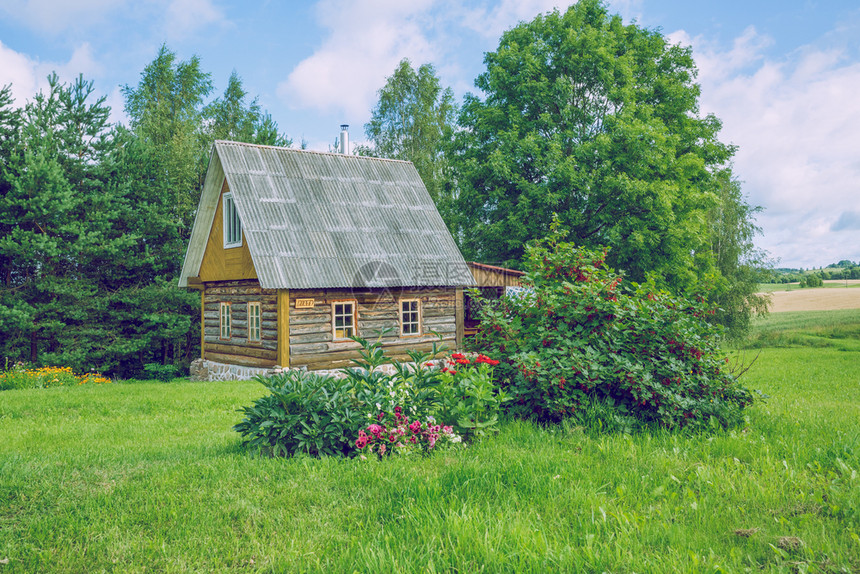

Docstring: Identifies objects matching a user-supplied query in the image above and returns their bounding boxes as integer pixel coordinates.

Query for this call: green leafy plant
[233,370,381,457]
[437,353,509,438]
[143,363,180,382]
[472,226,754,430]
[234,333,508,457]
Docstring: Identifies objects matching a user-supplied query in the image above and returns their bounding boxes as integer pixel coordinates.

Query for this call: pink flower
[377,412,385,421]
[409,420,422,433]
[379,444,387,455]
[442,426,453,434]
[367,424,383,437]
[355,436,368,449]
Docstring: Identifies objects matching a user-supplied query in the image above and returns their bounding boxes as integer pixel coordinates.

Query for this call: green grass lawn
[2,348,859,571]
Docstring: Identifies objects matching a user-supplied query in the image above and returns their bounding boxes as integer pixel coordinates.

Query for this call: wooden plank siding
[198,180,258,282]
[202,279,278,368]
[288,287,457,371]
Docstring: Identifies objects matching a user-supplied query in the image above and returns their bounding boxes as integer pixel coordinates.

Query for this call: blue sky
[1,0,859,269]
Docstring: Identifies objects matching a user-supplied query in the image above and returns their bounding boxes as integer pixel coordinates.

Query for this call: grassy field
[758,280,860,293]
[1,318,859,572]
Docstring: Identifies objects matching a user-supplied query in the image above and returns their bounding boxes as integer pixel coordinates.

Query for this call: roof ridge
[213,140,413,165]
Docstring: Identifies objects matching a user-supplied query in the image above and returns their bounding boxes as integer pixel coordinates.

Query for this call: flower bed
[234,335,507,458]
[0,363,112,391]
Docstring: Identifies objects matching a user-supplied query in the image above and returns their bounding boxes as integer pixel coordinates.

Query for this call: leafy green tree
[451,0,737,288]
[203,71,291,147]
[122,44,213,238]
[704,170,769,337]
[360,59,456,208]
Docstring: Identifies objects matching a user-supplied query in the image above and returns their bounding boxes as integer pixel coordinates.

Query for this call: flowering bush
[435,353,509,438]
[472,230,754,430]
[235,334,507,458]
[0,362,112,391]
[355,406,462,458]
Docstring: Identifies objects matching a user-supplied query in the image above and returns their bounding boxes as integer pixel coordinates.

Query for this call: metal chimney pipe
[340,124,349,154]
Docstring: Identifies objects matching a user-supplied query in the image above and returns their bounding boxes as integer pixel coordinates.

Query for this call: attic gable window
[223,192,242,248]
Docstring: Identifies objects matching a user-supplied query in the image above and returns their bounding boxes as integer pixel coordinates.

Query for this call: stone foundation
[188,358,445,382]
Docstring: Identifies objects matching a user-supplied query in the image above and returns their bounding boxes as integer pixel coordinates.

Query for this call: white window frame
[248,301,261,343]
[400,299,421,336]
[223,192,242,248]
[220,302,231,339]
[332,301,357,340]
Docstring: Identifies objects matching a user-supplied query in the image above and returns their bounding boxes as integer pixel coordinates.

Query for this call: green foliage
[203,71,291,148]
[233,370,374,457]
[449,0,766,336]
[142,362,180,382]
[359,59,456,214]
[802,274,824,288]
[472,227,754,429]
[234,335,506,457]
[437,355,509,438]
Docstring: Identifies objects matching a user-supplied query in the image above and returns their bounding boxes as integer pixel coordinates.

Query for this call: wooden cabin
[179,141,473,371]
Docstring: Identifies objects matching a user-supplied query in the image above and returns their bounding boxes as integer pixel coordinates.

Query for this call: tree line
[1,0,768,376]
[0,46,290,377]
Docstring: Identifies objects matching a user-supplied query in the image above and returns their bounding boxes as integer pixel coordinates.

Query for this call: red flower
[424,362,434,367]
[451,352,465,360]
[456,358,471,365]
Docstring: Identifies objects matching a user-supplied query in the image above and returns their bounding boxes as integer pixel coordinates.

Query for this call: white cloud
[277,0,438,123]
[164,0,226,40]
[457,0,577,39]
[278,0,585,128]
[0,41,42,107]
[0,41,104,107]
[670,26,860,267]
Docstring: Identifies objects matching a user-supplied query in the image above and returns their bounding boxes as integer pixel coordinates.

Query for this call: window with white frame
[332,301,356,340]
[220,302,231,339]
[248,302,261,342]
[400,299,421,335]
[223,192,242,248]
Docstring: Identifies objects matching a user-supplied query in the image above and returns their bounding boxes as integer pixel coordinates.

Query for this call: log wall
[202,279,278,368]
[289,287,458,371]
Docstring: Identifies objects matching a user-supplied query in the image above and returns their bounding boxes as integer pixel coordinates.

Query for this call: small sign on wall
[294,298,315,309]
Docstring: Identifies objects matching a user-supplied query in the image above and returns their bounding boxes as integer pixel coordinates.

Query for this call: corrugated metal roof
[181,141,473,290]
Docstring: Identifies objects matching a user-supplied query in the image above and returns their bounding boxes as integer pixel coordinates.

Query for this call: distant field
[760,283,860,312]
[744,308,860,350]
[758,279,860,293]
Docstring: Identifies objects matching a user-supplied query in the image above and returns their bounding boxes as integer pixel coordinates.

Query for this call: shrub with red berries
[472,229,754,429]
